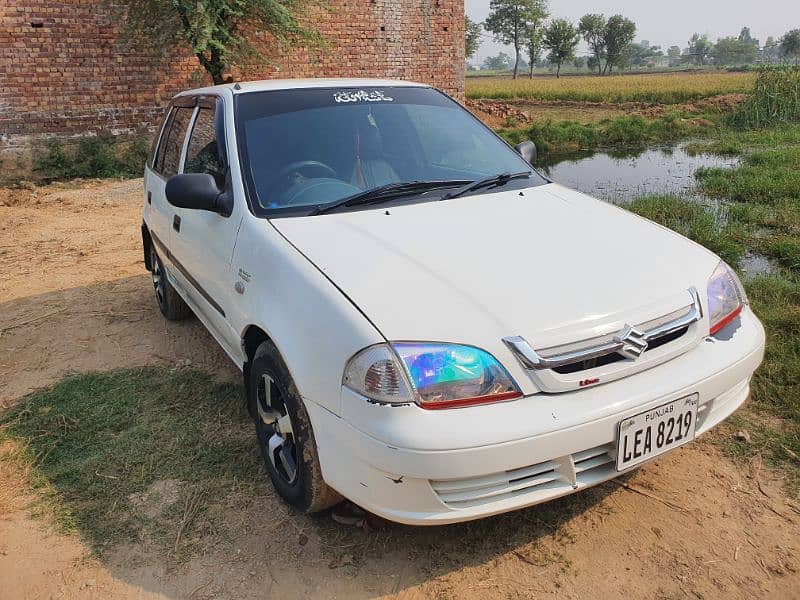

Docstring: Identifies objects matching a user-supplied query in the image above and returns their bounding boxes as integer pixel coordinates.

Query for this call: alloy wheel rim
[257,373,298,485]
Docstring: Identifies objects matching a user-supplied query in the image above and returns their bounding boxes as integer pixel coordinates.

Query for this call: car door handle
[173,215,181,232]
[147,191,152,204]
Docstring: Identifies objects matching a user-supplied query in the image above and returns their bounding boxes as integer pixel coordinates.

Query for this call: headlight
[707,261,747,335]
[343,342,522,409]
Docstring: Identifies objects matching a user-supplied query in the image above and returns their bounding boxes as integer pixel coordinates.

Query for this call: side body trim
[150,231,226,318]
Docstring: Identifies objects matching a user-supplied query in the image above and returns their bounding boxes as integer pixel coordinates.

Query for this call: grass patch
[763,237,800,272]
[696,147,800,204]
[683,139,744,156]
[0,368,261,554]
[34,133,150,182]
[500,113,713,155]
[467,71,755,104]
[735,273,800,493]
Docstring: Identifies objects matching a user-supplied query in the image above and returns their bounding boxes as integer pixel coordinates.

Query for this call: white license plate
[616,394,698,471]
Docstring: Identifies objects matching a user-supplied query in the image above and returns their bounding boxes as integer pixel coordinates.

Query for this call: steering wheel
[264,161,339,205]
[277,160,337,184]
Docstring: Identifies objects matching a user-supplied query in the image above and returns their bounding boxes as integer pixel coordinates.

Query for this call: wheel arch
[241,324,274,418]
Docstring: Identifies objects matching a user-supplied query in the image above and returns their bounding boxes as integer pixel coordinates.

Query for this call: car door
[167,96,243,355]
[145,100,195,258]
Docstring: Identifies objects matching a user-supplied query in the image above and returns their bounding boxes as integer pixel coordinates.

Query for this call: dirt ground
[1,179,799,599]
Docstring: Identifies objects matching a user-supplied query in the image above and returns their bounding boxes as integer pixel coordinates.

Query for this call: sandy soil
[1,179,799,599]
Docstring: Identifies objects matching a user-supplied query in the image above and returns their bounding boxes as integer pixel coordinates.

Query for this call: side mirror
[165,173,232,216]
[515,140,537,165]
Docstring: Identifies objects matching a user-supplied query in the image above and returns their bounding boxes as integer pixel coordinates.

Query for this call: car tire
[150,246,192,321]
[248,340,341,513]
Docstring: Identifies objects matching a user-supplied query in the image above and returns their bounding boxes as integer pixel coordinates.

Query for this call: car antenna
[233,82,241,90]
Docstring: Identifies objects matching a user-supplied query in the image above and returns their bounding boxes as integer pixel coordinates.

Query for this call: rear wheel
[248,340,341,512]
[150,246,192,321]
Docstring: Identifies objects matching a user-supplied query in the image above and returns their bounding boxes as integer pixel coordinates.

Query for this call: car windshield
[234,86,547,217]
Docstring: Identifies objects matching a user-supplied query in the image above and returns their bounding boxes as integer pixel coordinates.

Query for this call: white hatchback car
[142,79,765,524]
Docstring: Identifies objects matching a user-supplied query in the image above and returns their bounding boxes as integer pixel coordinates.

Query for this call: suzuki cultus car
[141,79,765,524]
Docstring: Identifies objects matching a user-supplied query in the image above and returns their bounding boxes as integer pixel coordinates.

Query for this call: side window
[158,107,194,178]
[184,105,224,186]
[153,109,175,173]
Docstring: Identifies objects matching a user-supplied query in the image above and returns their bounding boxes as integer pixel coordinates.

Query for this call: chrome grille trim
[503,287,702,371]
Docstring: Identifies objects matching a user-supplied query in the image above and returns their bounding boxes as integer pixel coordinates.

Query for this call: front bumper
[307,308,765,525]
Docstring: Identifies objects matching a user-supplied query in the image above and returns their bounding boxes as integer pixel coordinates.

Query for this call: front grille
[553,325,690,374]
[503,288,703,393]
[431,443,615,509]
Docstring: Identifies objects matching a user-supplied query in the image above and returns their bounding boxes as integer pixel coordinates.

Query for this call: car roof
[176,78,430,98]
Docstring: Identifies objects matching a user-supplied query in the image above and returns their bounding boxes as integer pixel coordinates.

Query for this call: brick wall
[0,0,465,181]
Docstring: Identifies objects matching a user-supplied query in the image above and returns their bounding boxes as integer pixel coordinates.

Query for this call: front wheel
[247,340,341,512]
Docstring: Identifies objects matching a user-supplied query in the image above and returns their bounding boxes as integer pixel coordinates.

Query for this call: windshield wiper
[311,180,470,215]
[440,171,532,201]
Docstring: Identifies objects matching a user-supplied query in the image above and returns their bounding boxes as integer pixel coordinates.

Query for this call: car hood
[272,183,718,367]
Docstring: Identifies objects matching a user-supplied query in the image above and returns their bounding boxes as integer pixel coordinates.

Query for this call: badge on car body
[614,324,648,360]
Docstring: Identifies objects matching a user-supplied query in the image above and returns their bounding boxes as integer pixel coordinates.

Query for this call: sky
[466,0,800,63]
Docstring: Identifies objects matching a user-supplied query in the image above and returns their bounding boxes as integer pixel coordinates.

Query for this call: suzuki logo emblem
[615,324,648,360]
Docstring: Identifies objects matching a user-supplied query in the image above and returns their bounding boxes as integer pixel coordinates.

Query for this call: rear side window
[153,109,175,172]
[155,106,194,177]
[185,105,224,186]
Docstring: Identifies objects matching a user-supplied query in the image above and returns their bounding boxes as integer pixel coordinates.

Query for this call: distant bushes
[34,133,150,181]
[729,67,800,128]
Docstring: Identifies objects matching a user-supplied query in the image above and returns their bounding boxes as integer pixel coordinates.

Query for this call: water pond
[535,144,738,203]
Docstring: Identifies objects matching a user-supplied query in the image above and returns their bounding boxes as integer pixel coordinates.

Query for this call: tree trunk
[197,51,227,85]
[529,61,534,78]
[556,62,561,78]
[513,49,519,79]
[597,54,603,75]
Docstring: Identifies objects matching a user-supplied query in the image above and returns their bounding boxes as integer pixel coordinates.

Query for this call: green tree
[482,52,513,71]
[119,0,321,85]
[524,0,549,78]
[629,42,663,68]
[738,27,759,50]
[687,33,713,66]
[578,14,607,75]
[485,0,545,79]
[781,29,800,64]
[763,36,781,62]
[543,18,580,78]
[667,45,682,67]
[602,15,636,74]
[713,36,757,65]
[465,16,482,60]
